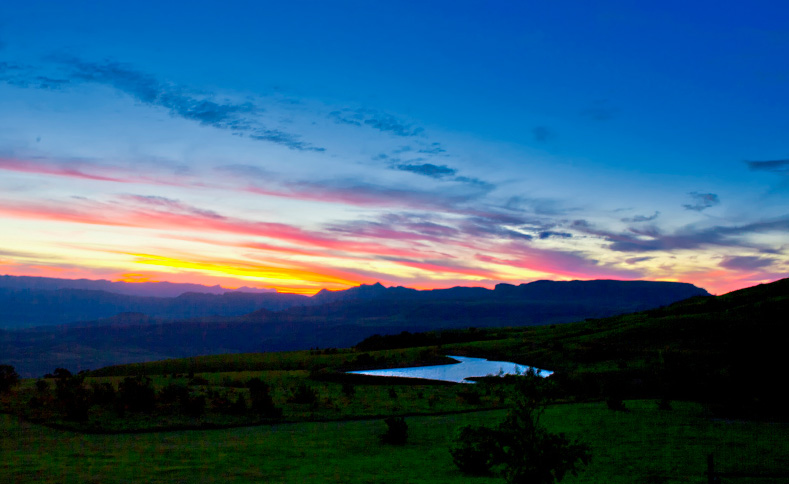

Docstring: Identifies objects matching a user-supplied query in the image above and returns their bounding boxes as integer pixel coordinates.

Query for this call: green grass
[3,400,787,483]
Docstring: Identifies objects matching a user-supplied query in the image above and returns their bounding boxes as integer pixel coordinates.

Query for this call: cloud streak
[719,255,776,271]
[329,108,424,137]
[4,57,324,151]
[576,217,789,253]
[745,159,789,173]
[682,192,720,211]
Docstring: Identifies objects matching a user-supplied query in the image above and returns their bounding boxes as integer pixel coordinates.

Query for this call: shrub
[380,416,408,445]
[450,425,499,475]
[450,369,591,484]
[341,381,355,398]
[288,382,318,405]
[90,381,116,406]
[118,376,156,413]
[231,393,248,414]
[53,370,90,421]
[248,378,281,417]
[159,383,190,405]
[183,395,206,418]
[35,379,49,393]
[0,365,20,393]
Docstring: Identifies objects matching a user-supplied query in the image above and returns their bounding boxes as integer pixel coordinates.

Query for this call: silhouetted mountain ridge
[0,276,709,329]
[0,274,275,297]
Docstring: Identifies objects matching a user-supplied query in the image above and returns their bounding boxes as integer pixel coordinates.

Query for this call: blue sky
[1,1,787,294]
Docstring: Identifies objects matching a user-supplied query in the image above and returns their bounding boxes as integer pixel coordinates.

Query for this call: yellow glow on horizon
[118,273,160,283]
[127,252,362,289]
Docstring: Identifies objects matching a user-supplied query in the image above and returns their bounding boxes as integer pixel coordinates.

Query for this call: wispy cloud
[392,162,457,179]
[0,156,193,186]
[682,192,720,211]
[477,244,643,280]
[329,108,424,137]
[586,216,789,253]
[719,255,776,271]
[0,61,70,90]
[216,163,492,211]
[538,231,572,239]
[745,158,789,173]
[4,57,324,151]
[621,211,660,223]
[0,196,437,261]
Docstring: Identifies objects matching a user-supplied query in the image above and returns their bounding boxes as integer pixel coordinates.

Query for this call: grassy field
[2,400,787,483]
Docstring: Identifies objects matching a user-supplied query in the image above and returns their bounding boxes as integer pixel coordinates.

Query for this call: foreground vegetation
[2,400,786,483]
[1,278,787,482]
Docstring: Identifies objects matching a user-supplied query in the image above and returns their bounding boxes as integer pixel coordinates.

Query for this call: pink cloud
[0,157,195,188]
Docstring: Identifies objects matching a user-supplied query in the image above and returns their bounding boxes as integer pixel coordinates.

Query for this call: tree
[52,368,90,421]
[247,378,281,417]
[0,365,19,393]
[380,416,408,445]
[450,425,500,475]
[450,369,591,484]
[118,376,156,413]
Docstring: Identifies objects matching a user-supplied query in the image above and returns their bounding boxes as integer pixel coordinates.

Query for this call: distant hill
[79,277,788,418]
[0,274,275,297]
[0,276,707,329]
[0,278,710,376]
[0,287,311,329]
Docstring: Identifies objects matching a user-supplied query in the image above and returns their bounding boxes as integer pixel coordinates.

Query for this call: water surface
[348,355,552,383]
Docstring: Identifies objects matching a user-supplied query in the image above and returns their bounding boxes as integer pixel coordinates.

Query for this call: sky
[1,1,788,295]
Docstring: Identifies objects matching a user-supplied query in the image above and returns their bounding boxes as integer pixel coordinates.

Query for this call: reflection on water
[347,355,552,383]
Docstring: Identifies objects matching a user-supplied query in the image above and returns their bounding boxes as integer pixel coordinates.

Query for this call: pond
[347,355,552,383]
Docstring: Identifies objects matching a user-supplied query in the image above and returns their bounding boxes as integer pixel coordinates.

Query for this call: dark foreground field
[2,400,787,483]
[1,278,787,482]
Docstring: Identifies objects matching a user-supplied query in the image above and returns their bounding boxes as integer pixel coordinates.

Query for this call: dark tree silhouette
[247,378,281,417]
[0,365,19,393]
[380,416,408,445]
[52,368,90,421]
[118,376,156,413]
[450,370,591,484]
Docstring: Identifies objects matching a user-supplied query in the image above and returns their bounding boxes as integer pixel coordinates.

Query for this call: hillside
[0,278,783,438]
[0,279,708,376]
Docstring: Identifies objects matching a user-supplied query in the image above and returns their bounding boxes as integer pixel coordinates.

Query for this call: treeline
[24,368,282,423]
[355,328,499,351]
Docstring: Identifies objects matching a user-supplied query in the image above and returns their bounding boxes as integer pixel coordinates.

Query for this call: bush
[90,381,116,406]
[288,382,318,405]
[248,378,281,417]
[380,416,408,445]
[0,365,19,393]
[53,369,90,421]
[450,425,499,475]
[118,376,156,413]
[159,383,190,405]
[183,394,206,418]
[450,369,591,484]
[35,379,49,393]
[341,381,356,399]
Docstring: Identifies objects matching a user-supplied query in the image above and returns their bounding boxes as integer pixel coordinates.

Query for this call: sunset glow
[1,2,787,296]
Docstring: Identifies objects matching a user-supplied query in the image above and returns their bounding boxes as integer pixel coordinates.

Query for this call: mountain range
[0,275,710,376]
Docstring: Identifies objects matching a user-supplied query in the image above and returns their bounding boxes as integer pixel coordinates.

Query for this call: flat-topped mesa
[493,279,709,302]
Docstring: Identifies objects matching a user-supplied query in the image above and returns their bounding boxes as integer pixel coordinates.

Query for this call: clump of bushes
[449,370,591,484]
[380,416,408,445]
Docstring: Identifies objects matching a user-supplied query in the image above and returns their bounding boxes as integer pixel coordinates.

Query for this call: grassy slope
[1,279,787,482]
[2,400,787,484]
